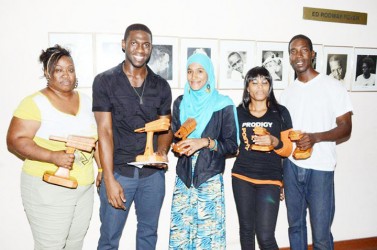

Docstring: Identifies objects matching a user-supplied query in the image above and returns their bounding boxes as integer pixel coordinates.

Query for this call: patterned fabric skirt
[169,155,226,250]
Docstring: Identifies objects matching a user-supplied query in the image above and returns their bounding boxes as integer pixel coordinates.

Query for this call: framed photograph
[256,41,289,89]
[180,38,219,88]
[148,36,179,88]
[218,40,256,89]
[323,46,353,90]
[49,33,94,88]
[312,44,324,73]
[95,33,124,75]
[352,48,377,91]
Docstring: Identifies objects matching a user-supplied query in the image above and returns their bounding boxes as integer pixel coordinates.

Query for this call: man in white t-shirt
[280,34,353,250]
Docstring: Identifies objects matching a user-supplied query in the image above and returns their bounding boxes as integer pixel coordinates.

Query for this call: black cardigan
[172,96,238,188]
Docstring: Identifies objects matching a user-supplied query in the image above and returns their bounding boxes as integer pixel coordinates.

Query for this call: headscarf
[179,53,239,142]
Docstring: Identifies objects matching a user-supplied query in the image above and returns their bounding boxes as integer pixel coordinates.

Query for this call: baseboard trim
[279,236,377,250]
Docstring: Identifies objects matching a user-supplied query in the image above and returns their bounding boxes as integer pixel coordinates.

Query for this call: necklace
[131,80,146,105]
[123,62,147,105]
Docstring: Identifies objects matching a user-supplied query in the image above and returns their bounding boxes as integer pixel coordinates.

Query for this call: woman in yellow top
[7,45,101,250]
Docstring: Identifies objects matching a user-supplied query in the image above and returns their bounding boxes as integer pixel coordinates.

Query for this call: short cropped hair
[124,23,152,42]
[288,34,313,53]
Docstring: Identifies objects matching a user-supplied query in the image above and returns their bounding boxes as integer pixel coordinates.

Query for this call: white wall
[1,0,376,249]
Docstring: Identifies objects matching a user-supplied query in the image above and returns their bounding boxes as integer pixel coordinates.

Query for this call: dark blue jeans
[283,159,335,250]
[97,169,165,250]
[232,176,280,250]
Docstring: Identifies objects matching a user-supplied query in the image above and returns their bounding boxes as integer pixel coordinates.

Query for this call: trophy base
[293,147,313,160]
[135,154,165,163]
[251,144,274,152]
[43,171,78,189]
[288,130,303,141]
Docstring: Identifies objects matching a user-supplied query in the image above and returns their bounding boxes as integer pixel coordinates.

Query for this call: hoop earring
[75,78,78,88]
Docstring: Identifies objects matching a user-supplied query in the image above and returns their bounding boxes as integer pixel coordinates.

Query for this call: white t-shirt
[280,74,353,171]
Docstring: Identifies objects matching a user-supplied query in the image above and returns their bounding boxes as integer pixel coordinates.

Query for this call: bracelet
[210,139,218,151]
[98,168,103,173]
[206,137,211,148]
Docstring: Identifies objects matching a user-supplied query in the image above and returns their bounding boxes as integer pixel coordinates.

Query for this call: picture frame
[95,33,124,76]
[218,40,256,89]
[323,46,353,90]
[148,36,179,88]
[180,38,219,88]
[256,41,289,89]
[312,44,324,73]
[352,48,377,91]
[49,33,94,88]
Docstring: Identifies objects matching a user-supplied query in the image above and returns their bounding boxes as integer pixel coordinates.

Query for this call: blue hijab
[180,53,239,142]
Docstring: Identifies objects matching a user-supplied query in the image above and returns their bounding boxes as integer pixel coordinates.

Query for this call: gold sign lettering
[303,7,367,25]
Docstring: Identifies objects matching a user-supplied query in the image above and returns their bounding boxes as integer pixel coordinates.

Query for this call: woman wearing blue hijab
[169,53,239,249]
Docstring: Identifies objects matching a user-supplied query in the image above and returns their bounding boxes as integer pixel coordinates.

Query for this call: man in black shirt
[93,23,173,250]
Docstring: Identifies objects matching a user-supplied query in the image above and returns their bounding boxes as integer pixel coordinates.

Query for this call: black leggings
[232,177,280,250]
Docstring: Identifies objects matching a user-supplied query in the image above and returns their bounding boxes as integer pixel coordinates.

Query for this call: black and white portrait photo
[151,36,179,88]
[354,55,376,87]
[226,51,247,80]
[326,54,348,82]
[312,51,318,70]
[352,48,377,91]
[187,47,211,58]
[323,46,352,90]
[262,50,283,81]
[148,45,173,80]
[218,40,255,89]
[256,42,289,89]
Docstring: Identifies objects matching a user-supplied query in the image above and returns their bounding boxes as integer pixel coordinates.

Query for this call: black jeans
[232,176,280,250]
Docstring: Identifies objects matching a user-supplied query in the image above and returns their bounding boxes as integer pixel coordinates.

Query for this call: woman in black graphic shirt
[232,66,293,250]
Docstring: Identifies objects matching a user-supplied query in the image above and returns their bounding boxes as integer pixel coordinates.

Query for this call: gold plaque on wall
[303,7,367,25]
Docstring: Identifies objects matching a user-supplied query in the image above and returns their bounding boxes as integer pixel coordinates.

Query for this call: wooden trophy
[288,130,313,160]
[43,135,97,189]
[251,126,274,151]
[172,118,197,153]
[134,118,170,162]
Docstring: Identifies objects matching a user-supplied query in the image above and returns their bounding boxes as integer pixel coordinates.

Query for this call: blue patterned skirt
[169,154,226,250]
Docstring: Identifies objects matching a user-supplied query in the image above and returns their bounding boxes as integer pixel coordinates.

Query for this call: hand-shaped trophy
[43,135,97,188]
[172,118,197,153]
[251,126,274,151]
[134,118,170,163]
[288,130,313,160]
